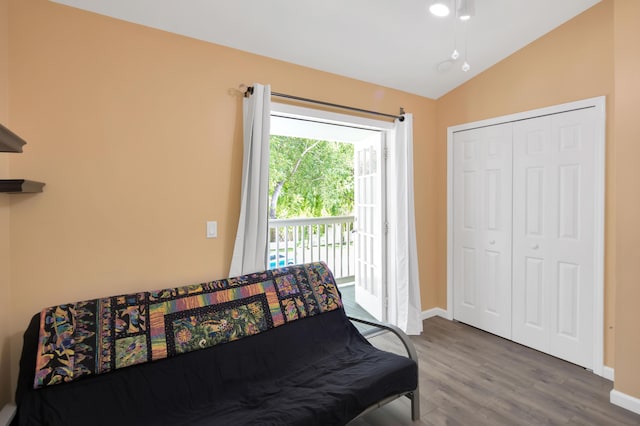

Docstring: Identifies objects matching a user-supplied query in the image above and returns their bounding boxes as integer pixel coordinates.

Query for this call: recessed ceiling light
[429,1,450,17]
[436,59,455,73]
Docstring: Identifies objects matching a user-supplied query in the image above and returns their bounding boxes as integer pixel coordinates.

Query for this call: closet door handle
[489,240,496,245]
[531,243,539,250]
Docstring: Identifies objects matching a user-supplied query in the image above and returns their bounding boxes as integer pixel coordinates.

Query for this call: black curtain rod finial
[238,84,254,98]
[398,107,406,122]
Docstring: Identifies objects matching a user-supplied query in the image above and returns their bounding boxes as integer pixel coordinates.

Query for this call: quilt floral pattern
[34,262,341,389]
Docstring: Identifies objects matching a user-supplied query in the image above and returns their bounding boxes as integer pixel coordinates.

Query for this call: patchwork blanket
[34,262,342,389]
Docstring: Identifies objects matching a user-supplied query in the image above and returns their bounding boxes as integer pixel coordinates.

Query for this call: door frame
[271,102,395,321]
[446,96,606,377]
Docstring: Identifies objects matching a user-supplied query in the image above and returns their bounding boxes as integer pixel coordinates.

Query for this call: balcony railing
[268,215,355,282]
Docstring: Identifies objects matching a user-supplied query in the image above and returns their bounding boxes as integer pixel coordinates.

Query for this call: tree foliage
[269,135,354,219]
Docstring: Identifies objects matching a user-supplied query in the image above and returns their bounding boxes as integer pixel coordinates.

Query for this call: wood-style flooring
[348,316,640,426]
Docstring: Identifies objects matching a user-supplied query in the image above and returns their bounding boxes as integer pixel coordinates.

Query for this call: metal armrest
[347,316,421,421]
[347,316,419,363]
[0,403,17,426]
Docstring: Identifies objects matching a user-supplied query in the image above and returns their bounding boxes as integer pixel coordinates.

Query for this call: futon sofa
[12,262,419,425]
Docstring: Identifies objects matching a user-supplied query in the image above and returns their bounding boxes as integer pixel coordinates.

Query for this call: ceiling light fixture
[429,1,450,17]
[450,2,460,61]
[457,0,475,21]
[462,16,470,72]
[431,0,474,73]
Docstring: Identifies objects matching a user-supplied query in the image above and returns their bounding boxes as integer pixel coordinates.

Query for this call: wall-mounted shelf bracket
[0,179,45,193]
[0,123,27,152]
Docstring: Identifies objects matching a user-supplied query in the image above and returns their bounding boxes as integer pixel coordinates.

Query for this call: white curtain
[229,83,271,277]
[387,113,423,335]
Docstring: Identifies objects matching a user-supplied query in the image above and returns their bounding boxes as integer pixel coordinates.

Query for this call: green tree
[269,136,354,219]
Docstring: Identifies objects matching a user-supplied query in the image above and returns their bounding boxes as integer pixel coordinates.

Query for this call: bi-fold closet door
[452,107,598,370]
[452,123,513,340]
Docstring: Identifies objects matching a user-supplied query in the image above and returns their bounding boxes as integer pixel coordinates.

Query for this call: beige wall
[5,0,640,408]
[613,0,640,399]
[436,0,616,366]
[0,0,12,408]
[4,0,437,397]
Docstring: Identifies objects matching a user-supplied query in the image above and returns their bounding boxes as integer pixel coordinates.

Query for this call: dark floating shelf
[0,123,46,193]
[0,122,27,153]
[0,179,45,193]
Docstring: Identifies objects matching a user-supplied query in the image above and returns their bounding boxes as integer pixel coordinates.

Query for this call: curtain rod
[241,85,405,122]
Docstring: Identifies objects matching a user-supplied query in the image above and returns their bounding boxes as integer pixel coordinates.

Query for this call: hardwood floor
[349,316,640,426]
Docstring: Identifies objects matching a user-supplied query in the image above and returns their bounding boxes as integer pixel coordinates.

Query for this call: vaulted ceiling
[51,0,602,99]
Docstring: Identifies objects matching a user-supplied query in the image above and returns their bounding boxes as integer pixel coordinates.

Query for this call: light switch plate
[206,221,217,238]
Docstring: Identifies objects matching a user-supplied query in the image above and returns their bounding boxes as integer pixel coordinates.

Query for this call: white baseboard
[420,307,449,320]
[602,366,614,381]
[0,403,16,426]
[611,389,640,415]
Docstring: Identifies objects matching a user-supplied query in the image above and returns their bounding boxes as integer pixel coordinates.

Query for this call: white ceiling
[50,0,601,99]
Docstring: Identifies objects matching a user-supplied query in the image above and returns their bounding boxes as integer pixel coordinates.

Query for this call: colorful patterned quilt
[34,262,342,389]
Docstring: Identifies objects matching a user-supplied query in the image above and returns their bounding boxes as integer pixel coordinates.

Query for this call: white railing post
[268,216,355,281]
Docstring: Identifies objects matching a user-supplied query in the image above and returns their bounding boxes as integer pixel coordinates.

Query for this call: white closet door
[453,123,513,339]
[512,108,596,369]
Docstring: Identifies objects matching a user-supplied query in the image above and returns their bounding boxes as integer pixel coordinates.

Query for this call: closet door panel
[454,134,482,323]
[513,117,553,352]
[512,108,596,369]
[453,124,512,339]
[548,109,596,368]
